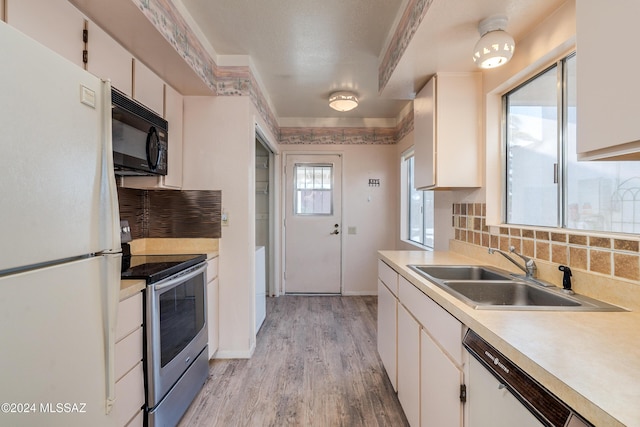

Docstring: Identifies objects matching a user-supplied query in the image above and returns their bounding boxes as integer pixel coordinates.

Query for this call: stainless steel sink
[411,265,512,281]
[408,264,625,311]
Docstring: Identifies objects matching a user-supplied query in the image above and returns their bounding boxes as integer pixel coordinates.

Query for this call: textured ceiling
[179,0,565,123]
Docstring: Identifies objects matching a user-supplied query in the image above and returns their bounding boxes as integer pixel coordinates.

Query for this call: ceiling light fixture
[329,91,359,112]
[473,16,515,69]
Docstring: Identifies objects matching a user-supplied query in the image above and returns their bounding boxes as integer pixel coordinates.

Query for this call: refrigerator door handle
[101,253,122,414]
[100,79,122,254]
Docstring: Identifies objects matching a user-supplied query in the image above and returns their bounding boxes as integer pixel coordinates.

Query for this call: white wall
[280,143,398,295]
[182,95,256,358]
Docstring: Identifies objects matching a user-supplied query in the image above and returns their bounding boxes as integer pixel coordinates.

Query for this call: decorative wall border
[279,105,414,145]
[135,0,217,92]
[133,0,278,135]
[134,0,414,145]
[378,0,434,93]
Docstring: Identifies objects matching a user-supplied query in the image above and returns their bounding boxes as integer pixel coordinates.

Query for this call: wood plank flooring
[178,296,409,427]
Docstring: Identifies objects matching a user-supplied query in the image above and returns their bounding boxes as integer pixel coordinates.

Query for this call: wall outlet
[222,210,229,226]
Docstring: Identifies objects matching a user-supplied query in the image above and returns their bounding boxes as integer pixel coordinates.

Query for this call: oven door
[145,262,207,408]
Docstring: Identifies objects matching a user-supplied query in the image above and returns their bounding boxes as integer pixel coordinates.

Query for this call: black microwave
[111,88,168,176]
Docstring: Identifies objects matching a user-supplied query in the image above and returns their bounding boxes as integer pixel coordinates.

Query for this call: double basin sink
[408,265,624,311]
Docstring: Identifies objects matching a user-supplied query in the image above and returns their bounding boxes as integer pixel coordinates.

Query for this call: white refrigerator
[0,22,122,427]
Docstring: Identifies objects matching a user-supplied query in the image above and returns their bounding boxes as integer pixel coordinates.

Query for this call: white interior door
[284,154,342,293]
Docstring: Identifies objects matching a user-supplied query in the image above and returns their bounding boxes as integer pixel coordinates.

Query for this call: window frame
[293,163,334,216]
[502,53,572,230]
[401,149,434,250]
[502,51,640,235]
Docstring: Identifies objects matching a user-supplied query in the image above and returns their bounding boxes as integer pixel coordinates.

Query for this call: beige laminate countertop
[120,279,145,301]
[379,250,640,427]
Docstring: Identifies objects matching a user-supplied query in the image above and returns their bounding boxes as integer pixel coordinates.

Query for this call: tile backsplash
[118,187,222,240]
[453,203,640,282]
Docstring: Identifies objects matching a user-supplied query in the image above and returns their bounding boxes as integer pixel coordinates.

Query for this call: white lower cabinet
[207,256,219,359]
[397,304,421,427]
[377,279,397,391]
[378,258,465,427]
[421,329,464,427]
[115,291,144,426]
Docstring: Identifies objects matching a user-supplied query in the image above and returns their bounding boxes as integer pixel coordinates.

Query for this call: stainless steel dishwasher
[463,330,593,427]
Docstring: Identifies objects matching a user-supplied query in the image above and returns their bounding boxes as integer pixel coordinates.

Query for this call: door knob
[331,230,339,235]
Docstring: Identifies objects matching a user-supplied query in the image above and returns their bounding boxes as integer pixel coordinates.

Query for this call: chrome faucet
[488,246,537,278]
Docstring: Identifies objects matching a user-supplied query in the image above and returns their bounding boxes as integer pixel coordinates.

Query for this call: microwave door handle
[146,126,159,170]
[152,264,207,292]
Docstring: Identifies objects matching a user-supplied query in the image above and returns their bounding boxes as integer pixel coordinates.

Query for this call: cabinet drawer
[116,292,143,342]
[115,327,143,382]
[398,276,463,365]
[378,260,398,296]
[115,361,144,427]
[207,257,219,282]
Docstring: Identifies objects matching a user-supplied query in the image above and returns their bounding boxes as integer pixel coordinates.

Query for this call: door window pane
[294,164,333,215]
[506,66,559,227]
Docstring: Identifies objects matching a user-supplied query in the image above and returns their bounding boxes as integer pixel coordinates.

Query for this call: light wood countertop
[379,250,640,427]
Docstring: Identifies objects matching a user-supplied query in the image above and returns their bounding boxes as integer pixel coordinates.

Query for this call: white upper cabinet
[86,21,132,96]
[413,73,481,189]
[6,0,85,67]
[133,58,164,116]
[576,1,640,160]
[162,84,184,189]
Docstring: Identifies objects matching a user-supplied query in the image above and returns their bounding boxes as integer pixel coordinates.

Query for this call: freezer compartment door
[0,255,121,427]
[0,21,119,272]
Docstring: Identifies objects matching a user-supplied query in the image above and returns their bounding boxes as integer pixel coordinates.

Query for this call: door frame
[281,151,344,295]
[254,125,281,300]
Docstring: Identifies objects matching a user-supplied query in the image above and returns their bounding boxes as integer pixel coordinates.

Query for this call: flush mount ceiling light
[329,91,359,112]
[473,16,515,69]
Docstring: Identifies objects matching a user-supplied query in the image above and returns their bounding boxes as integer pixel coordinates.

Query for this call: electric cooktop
[121,254,206,284]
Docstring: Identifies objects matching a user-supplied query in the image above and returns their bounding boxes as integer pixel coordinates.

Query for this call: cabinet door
[398,276,463,366]
[6,0,85,67]
[420,329,463,427]
[413,73,480,189]
[378,259,399,297]
[467,357,544,427]
[162,84,184,189]
[207,276,219,359]
[576,2,640,158]
[398,304,421,427]
[377,279,397,391]
[86,21,132,96]
[133,58,164,115]
[413,77,435,189]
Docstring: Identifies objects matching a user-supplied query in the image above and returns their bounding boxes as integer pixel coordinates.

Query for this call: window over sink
[504,52,640,233]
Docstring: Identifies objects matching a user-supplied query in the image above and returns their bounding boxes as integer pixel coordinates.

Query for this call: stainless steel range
[122,253,209,427]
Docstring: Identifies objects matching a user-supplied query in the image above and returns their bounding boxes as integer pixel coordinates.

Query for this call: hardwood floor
[179,296,409,427]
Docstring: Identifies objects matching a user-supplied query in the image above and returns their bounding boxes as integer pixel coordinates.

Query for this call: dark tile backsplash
[117,187,221,239]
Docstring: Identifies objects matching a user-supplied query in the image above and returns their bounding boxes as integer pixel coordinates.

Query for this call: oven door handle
[152,263,207,292]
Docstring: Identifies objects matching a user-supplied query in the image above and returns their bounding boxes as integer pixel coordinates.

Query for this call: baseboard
[213,341,256,359]
[342,290,378,296]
